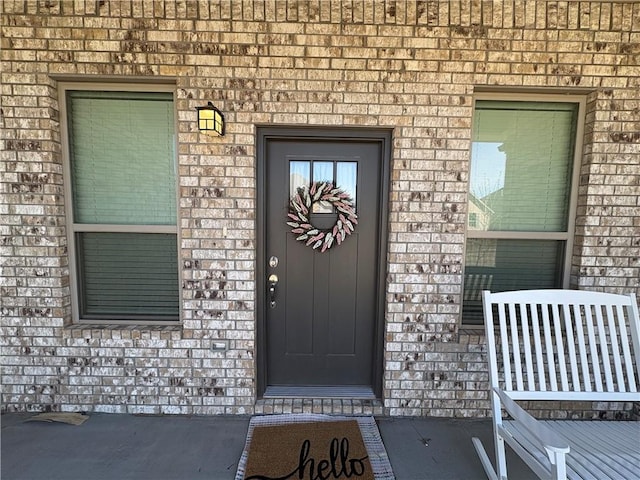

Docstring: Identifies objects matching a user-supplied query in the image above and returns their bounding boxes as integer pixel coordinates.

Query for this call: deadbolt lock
[268,274,278,308]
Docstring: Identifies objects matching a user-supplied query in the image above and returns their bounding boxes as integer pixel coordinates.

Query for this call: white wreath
[287,182,358,253]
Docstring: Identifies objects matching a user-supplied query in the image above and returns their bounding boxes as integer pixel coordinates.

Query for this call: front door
[258,129,389,397]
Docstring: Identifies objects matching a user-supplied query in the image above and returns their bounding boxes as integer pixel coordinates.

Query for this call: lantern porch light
[196,102,225,137]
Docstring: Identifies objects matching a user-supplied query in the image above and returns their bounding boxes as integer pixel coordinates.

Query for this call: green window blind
[68,91,176,225]
[77,233,179,319]
[67,90,178,321]
[463,239,564,323]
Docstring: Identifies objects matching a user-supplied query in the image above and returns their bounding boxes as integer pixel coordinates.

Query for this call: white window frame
[60,82,181,325]
[461,92,586,326]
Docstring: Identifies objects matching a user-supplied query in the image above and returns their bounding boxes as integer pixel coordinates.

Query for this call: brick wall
[1,0,639,417]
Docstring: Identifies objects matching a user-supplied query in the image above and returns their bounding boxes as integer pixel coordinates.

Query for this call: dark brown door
[260,131,388,396]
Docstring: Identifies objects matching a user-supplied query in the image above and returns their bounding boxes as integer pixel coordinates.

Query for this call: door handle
[268,274,278,308]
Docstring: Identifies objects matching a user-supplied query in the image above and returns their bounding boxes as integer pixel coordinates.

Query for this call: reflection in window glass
[290,160,359,214]
[336,162,357,209]
[289,161,310,198]
[469,102,576,232]
[311,162,333,214]
[312,162,333,183]
[463,239,563,324]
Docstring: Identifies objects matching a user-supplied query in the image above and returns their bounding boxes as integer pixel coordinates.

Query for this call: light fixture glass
[196,102,225,136]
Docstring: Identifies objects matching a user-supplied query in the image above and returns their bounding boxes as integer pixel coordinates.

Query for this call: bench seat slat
[505,420,640,480]
[552,421,640,460]
[504,421,597,480]
[549,421,640,479]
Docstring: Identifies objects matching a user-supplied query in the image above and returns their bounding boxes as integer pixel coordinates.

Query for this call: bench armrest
[494,387,570,455]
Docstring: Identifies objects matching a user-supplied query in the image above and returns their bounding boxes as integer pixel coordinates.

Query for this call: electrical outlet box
[211,340,228,351]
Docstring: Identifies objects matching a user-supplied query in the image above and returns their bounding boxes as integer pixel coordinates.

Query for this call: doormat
[235,414,395,480]
[26,412,89,426]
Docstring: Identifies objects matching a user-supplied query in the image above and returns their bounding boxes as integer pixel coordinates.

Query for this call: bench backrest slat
[553,303,570,391]
[617,304,637,392]
[595,303,615,390]
[571,303,591,392]
[583,303,600,392]
[483,290,640,401]
[540,301,557,391]
[519,303,535,390]
[530,302,546,391]
[608,304,625,390]
[563,303,580,391]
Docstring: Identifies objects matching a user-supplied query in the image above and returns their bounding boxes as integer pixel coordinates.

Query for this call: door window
[289,160,357,214]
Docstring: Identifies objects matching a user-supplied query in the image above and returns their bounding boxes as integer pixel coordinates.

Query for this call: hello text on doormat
[243,420,374,480]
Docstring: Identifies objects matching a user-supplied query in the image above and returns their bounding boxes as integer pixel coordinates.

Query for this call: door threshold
[264,386,377,399]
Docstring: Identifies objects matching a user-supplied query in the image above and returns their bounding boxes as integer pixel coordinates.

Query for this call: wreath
[287,181,358,252]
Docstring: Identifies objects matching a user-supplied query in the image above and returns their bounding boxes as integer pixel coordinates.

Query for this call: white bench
[472,289,640,480]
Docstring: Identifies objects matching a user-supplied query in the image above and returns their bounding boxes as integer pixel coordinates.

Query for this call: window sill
[457,328,487,345]
[63,323,183,338]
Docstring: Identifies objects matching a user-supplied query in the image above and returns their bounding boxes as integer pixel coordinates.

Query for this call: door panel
[263,135,385,391]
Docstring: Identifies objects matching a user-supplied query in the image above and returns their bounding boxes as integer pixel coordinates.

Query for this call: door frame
[256,126,392,398]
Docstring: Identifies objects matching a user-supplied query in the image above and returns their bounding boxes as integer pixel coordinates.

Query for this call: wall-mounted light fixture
[196,101,225,137]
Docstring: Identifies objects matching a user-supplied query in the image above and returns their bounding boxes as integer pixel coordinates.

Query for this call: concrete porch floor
[1,413,537,479]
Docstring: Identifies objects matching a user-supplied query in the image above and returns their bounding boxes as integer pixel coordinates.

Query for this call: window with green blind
[463,98,581,325]
[65,88,179,322]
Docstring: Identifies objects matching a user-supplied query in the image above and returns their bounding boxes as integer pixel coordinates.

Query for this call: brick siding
[1,0,639,417]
